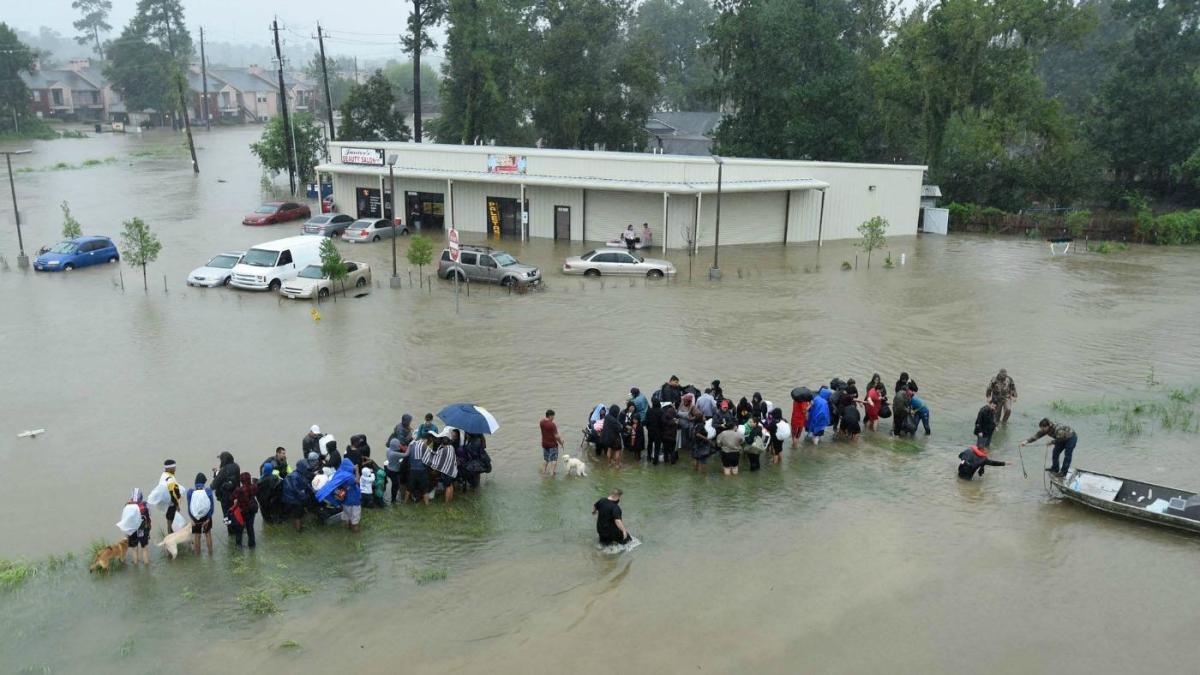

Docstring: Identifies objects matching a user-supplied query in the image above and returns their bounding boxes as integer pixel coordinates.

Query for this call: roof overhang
[314,163,829,194]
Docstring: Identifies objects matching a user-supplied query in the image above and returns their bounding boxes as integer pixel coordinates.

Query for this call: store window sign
[341,147,385,166]
[487,154,526,174]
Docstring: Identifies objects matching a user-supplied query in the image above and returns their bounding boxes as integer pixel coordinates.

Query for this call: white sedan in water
[186,250,244,287]
[280,261,372,300]
[561,249,676,278]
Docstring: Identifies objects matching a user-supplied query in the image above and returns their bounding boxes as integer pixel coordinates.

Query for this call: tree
[432,0,535,145]
[304,53,355,118]
[318,237,347,299]
[406,234,434,282]
[250,112,327,185]
[529,0,660,150]
[382,60,442,113]
[710,0,886,161]
[71,0,112,57]
[128,0,199,173]
[338,71,411,142]
[61,201,83,239]
[0,24,38,135]
[1087,0,1200,194]
[104,28,174,115]
[857,216,888,268]
[632,0,718,111]
[119,217,162,291]
[403,0,448,141]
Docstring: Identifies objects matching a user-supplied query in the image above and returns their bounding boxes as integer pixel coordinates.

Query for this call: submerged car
[561,250,676,278]
[243,201,310,226]
[437,246,541,286]
[33,236,119,271]
[301,214,355,237]
[280,261,372,299]
[341,218,404,243]
[186,250,245,287]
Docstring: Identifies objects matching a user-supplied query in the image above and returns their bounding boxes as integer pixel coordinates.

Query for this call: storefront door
[405,191,445,232]
[356,187,382,219]
[554,205,571,240]
[486,197,524,238]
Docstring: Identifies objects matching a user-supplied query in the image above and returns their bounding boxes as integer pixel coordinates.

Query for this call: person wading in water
[1020,418,1077,478]
[593,488,632,546]
[987,369,1018,425]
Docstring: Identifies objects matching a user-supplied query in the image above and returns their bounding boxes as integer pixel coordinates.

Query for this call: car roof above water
[246,235,322,251]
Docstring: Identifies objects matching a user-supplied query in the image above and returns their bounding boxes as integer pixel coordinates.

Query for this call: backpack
[187,487,214,521]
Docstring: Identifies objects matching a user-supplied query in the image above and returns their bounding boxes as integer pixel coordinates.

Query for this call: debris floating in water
[17,429,45,438]
[597,537,642,555]
[311,308,321,322]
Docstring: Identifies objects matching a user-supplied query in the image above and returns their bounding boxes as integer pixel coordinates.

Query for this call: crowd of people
[113,416,494,565]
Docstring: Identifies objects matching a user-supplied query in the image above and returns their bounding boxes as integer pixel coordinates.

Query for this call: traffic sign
[448,227,460,262]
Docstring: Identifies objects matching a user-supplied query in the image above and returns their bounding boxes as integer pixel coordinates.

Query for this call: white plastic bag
[704,418,717,440]
[188,489,212,520]
[172,510,188,532]
[117,504,142,535]
[776,421,791,441]
[146,481,170,510]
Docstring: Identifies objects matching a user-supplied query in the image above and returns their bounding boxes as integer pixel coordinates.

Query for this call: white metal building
[315,142,925,251]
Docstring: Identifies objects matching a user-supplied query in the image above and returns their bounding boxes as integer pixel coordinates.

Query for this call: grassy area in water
[1049,387,1200,436]
[0,559,37,590]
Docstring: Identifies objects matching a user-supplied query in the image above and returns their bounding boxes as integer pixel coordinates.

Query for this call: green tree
[403,0,448,141]
[632,0,718,111]
[530,0,660,150]
[305,53,356,118]
[318,236,348,299]
[129,0,198,173]
[432,0,535,145]
[857,215,888,268]
[710,0,886,161]
[119,217,162,291]
[0,24,38,135]
[61,201,83,239]
[338,71,411,142]
[71,0,112,57]
[104,28,174,115]
[406,234,434,282]
[1087,0,1200,194]
[250,112,327,185]
[383,60,442,113]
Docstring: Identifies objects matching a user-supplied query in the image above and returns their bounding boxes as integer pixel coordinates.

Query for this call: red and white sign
[340,147,385,166]
[448,227,460,262]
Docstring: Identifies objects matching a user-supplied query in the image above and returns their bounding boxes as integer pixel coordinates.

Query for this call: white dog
[562,454,588,477]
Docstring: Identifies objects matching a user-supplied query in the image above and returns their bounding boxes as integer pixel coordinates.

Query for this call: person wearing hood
[348,434,371,466]
[660,403,679,465]
[385,438,407,503]
[790,396,810,448]
[751,393,768,421]
[359,466,377,508]
[735,397,753,426]
[600,404,624,468]
[122,488,152,565]
[975,401,998,449]
[677,393,697,459]
[188,473,215,555]
[388,414,414,448]
[406,430,436,505]
[282,460,316,532]
[806,394,831,444]
[316,458,362,531]
[892,387,915,437]
[765,408,786,464]
[415,413,439,440]
[621,401,645,462]
[645,398,663,464]
[958,445,1007,480]
[460,432,490,490]
[211,451,241,537]
[257,461,285,524]
[318,435,341,471]
[302,425,323,457]
[229,472,259,548]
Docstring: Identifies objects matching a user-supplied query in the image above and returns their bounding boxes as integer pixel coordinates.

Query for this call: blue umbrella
[437,403,500,435]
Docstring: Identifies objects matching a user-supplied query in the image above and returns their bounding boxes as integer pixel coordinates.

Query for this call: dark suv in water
[437,245,541,286]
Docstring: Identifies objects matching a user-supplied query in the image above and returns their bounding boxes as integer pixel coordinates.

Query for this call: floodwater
[2,128,1200,674]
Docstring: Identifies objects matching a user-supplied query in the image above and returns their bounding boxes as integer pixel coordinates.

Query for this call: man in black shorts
[593,489,631,545]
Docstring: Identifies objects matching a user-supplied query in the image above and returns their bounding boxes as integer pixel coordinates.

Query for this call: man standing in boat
[1020,418,1077,478]
[987,369,1018,425]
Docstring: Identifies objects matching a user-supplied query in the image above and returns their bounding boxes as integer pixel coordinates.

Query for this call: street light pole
[4,149,32,269]
[709,155,723,280]
[387,154,402,288]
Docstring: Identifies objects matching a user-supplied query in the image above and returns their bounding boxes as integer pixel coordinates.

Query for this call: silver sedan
[341,218,407,243]
[562,249,677,278]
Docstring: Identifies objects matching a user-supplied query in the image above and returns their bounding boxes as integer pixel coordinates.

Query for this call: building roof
[283,72,314,88]
[314,161,831,195]
[645,111,722,137]
[207,68,278,93]
[20,69,101,91]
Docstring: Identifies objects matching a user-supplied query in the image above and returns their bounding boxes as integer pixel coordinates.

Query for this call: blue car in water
[33,236,120,271]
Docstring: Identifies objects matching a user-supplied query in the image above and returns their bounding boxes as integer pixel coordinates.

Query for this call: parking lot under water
[2,128,1200,673]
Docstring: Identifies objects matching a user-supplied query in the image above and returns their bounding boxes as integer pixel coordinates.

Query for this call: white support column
[662,192,669,254]
[446,179,454,230]
[379,173,386,219]
[520,183,527,241]
[694,192,703,255]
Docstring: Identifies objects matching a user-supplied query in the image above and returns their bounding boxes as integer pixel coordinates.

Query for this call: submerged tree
[119,217,162,291]
[406,234,434,282]
[61,201,83,239]
[857,216,888,268]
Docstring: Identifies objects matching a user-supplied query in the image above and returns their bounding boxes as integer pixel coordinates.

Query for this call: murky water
[2,128,1200,673]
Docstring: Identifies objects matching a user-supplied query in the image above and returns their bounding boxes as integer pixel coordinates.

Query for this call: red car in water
[242,201,311,226]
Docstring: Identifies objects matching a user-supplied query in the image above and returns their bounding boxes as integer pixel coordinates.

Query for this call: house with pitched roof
[22,59,117,122]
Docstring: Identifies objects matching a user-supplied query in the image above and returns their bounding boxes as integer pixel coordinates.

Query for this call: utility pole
[317,23,336,141]
[199,27,211,131]
[4,149,32,268]
[353,56,359,83]
[271,18,297,196]
[412,0,424,142]
[709,155,723,280]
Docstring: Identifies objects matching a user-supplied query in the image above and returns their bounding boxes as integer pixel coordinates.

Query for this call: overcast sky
[8,0,445,60]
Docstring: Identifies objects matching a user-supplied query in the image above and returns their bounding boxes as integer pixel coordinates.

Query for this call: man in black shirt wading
[593,489,631,545]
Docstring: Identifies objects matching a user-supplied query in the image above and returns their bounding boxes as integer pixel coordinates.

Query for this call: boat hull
[1050,469,1200,535]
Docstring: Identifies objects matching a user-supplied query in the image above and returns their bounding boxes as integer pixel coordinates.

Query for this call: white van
[230,235,324,291]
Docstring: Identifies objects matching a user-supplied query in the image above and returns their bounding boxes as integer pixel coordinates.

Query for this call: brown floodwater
[2,127,1199,673]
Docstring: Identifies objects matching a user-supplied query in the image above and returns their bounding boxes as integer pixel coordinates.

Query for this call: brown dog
[89,539,128,573]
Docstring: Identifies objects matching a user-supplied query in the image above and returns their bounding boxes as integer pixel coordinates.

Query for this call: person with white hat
[302,425,323,458]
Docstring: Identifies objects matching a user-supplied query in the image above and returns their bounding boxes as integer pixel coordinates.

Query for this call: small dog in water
[158,524,193,559]
[562,454,588,477]
[89,539,129,573]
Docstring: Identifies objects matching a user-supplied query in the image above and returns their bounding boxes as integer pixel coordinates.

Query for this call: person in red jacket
[958,445,1007,480]
[229,473,259,548]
